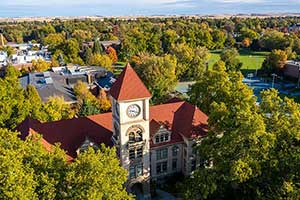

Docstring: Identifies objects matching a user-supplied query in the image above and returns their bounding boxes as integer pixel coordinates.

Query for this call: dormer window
[78,137,99,155]
[154,132,170,144]
[153,125,171,144]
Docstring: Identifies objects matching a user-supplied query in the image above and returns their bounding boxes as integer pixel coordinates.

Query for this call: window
[136,131,142,142]
[137,163,143,176]
[129,147,143,160]
[154,131,170,144]
[156,161,168,174]
[172,159,177,171]
[129,132,135,143]
[164,133,169,141]
[160,134,164,142]
[127,126,143,143]
[129,164,143,179]
[172,146,179,157]
[137,147,143,158]
[156,148,168,160]
[129,166,136,179]
[155,136,159,143]
[129,149,135,160]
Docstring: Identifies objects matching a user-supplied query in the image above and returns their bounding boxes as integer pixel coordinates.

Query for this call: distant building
[5,42,40,51]
[0,51,7,65]
[284,61,300,79]
[11,50,51,65]
[289,23,300,33]
[82,40,121,51]
[20,71,77,104]
[20,65,115,103]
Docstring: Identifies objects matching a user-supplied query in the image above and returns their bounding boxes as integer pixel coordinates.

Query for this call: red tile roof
[17,100,208,159]
[17,113,113,160]
[149,101,208,148]
[110,63,152,101]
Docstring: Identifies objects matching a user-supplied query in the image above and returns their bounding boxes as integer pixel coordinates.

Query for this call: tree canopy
[185,65,300,199]
[0,128,132,199]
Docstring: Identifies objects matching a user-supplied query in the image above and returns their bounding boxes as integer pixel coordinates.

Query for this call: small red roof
[110,63,151,101]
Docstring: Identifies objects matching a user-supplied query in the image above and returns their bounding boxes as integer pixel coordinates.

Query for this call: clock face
[127,104,140,118]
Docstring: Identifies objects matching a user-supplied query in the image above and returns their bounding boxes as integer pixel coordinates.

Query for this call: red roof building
[17,100,208,159]
[16,63,208,194]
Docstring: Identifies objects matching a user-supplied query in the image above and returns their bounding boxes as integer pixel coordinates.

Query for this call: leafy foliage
[65,146,132,200]
[74,81,111,116]
[132,54,178,104]
[186,66,300,199]
[0,129,132,199]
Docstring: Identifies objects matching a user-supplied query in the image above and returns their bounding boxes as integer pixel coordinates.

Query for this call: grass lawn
[208,49,269,72]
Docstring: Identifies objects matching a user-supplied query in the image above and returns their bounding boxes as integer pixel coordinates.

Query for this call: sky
[1,0,300,17]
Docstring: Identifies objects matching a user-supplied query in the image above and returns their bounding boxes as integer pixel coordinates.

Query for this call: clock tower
[110,63,151,199]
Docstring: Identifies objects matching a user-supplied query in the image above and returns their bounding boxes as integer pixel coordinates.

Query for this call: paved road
[153,189,177,200]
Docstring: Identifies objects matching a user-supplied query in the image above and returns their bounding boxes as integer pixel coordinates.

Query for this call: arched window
[127,125,144,143]
[129,132,135,143]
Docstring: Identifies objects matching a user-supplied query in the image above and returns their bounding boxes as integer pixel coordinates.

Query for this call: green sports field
[208,49,269,71]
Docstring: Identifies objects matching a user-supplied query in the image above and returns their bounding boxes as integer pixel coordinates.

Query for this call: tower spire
[110,63,151,101]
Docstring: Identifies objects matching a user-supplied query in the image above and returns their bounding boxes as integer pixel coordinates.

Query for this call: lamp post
[271,73,277,88]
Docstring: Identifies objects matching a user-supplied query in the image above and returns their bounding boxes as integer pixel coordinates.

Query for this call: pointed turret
[110,63,151,101]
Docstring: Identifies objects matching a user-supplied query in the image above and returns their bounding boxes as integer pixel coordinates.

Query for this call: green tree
[170,43,194,78]
[240,27,259,41]
[188,60,227,114]
[78,99,101,117]
[220,48,243,71]
[261,30,289,51]
[171,43,210,80]
[225,33,236,47]
[133,54,178,103]
[185,68,274,199]
[25,85,43,120]
[187,46,210,80]
[212,29,226,49]
[23,134,68,200]
[72,30,92,44]
[0,128,37,200]
[262,49,287,74]
[83,46,93,65]
[0,69,29,129]
[43,33,65,53]
[162,29,178,53]
[74,81,111,114]
[32,59,51,72]
[92,39,103,54]
[65,147,132,200]
[90,53,113,71]
[5,65,21,79]
[40,96,75,122]
[63,38,84,65]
